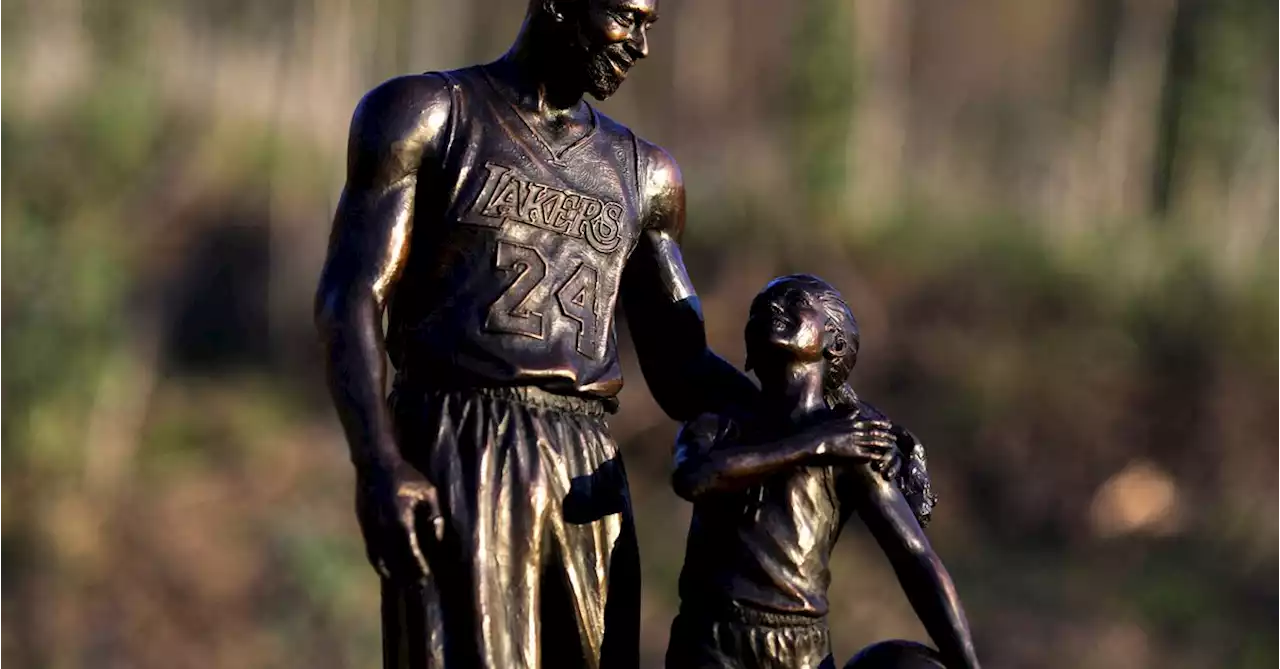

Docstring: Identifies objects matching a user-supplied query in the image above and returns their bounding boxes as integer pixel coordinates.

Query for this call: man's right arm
[316,74,450,470]
[620,142,763,424]
[314,74,451,579]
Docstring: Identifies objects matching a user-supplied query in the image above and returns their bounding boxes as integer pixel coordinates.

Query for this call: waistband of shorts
[679,599,828,629]
[393,378,616,417]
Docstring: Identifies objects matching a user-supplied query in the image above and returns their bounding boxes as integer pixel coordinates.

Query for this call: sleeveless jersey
[387,66,645,399]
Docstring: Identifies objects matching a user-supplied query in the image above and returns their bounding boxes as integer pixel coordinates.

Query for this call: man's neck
[492,20,585,115]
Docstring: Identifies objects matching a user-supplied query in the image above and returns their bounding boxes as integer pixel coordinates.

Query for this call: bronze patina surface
[667,275,980,669]
[315,1,769,667]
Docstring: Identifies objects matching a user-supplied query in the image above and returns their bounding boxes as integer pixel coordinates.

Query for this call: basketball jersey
[387,66,645,399]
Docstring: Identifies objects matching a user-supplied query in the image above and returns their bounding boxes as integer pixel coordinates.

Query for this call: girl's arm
[672,415,896,501]
[848,464,981,669]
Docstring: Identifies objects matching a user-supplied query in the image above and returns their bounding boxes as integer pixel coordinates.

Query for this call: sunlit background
[3,0,1276,667]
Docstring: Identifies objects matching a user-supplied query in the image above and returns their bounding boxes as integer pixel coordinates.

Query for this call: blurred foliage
[2,0,1276,668]
[788,0,857,218]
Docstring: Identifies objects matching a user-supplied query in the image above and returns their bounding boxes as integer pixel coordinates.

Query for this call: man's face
[745,282,828,376]
[570,0,658,100]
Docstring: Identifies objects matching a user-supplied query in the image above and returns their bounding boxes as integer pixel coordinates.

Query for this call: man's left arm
[619,142,760,423]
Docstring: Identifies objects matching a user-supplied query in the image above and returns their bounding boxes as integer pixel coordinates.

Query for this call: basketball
[844,640,948,668]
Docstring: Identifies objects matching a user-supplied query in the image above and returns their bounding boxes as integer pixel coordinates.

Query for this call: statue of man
[314,1,828,666]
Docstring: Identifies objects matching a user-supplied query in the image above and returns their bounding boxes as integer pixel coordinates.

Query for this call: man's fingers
[400,504,430,584]
[869,445,896,459]
[368,515,412,582]
[420,487,446,543]
[411,497,447,544]
[851,444,895,463]
[406,529,431,584]
[853,432,897,448]
[357,499,393,579]
[879,448,904,477]
[364,536,392,579]
[429,514,446,544]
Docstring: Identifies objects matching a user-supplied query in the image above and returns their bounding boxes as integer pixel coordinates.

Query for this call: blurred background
[3,0,1276,667]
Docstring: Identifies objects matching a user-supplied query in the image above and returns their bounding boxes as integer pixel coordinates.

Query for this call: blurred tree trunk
[1151,0,1198,218]
[1094,0,1177,222]
[372,0,475,74]
[843,0,911,227]
[672,0,733,123]
[1053,0,1176,235]
[9,0,90,116]
[788,0,857,231]
[408,0,472,71]
[1153,0,1278,279]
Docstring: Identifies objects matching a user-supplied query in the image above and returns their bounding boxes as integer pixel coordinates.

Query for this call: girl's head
[744,274,859,407]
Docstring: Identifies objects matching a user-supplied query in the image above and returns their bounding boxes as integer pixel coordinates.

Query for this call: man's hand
[817,418,902,479]
[354,457,445,585]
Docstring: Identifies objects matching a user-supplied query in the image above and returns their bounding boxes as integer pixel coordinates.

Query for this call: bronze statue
[666,275,980,669]
[311,1,846,666]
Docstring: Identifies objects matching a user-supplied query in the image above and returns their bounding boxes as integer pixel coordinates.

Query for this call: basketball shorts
[381,384,640,669]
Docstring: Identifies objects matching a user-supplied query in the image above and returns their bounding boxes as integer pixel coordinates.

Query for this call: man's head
[745,275,860,402]
[534,0,658,100]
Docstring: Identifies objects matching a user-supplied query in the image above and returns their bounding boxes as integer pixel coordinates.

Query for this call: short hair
[750,274,860,408]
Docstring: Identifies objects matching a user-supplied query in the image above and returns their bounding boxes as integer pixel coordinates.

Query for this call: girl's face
[745,282,828,374]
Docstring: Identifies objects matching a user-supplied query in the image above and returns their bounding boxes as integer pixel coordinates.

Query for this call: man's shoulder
[358,72,456,116]
[631,135,682,190]
[346,72,461,171]
[592,116,680,184]
[589,109,653,149]
[591,107,632,137]
[341,73,456,184]
[589,112,676,179]
[617,132,683,233]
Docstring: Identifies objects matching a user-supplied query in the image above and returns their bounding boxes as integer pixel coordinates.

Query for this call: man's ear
[544,0,587,22]
[542,0,564,22]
